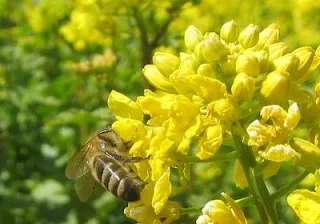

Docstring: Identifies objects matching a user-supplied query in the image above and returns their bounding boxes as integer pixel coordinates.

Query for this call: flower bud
[253,50,269,73]
[185,25,204,52]
[179,52,199,72]
[268,42,289,61]
[290,138,320,173]
[292,46,315,82]
[236,53,260,77]
[221,55,236,76]
[153,52,180,77]
[207,97,239,121]
[238,24,259,48]
[201,200,244,224]
[196,125,223,160]
[143,64,176,92]
[220,20,239,43]
[197,63,216,77]
[202,32,228,62]
[260,71,290,103]
[258,23,280,48]
[231,72,255,101]
[273,53,300,78]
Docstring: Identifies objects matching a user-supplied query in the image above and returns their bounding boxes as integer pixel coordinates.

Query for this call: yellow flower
[287,189,320,224]
[124,184,180,224]
[196,125,223,160]
[207,97,239,121]
[143,64,176,92]
[290,138,320,173]
[247,103,301,162]
[107,90,144,121]
[197,195,246,224]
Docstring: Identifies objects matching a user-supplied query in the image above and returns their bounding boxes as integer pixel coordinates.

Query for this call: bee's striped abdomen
[91,155,143,201]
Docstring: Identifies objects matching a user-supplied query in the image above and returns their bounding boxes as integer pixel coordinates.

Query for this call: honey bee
[65,127,145,202]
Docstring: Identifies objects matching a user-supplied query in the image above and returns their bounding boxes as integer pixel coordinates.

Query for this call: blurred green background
[0,0,319,223]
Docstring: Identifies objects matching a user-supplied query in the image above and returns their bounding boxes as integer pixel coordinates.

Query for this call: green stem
[232,126,279,224]
[236,195,253,207]
[185,151,238,164]
[180,207,202,215]
[272,170,309,201]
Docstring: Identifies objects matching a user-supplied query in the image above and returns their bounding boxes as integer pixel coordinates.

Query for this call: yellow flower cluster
[59,0,122,49]
[196,193,246,224]
[108,21,319,223]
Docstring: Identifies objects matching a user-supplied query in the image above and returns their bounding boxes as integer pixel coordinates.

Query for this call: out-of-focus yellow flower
[238,24,259,49]
[108,90,144,121]
[26,0,72,33]
[220,20,239,43]
[287,189,320,224]
[260,71,290,103]
[231,72,255,101]
[196,195,246,224]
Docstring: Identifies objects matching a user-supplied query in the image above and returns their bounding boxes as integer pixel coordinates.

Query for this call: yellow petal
[234,159,248,188]
[287,189,320,224]
[107,90,143,121]
[262,144,299,162]
[152,167,171,214]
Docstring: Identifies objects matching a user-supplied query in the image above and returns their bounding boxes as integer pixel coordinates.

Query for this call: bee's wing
[65,140,95,179]
[75,171,98,202]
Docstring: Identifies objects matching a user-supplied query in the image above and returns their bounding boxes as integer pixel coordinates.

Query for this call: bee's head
[97,127,127,153]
